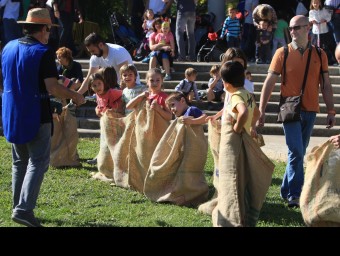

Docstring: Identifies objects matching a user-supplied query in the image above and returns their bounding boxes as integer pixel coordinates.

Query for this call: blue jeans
[12,123,51,214]
[176,11,196,60]
[331,14,340,44]
[280,111,316,200]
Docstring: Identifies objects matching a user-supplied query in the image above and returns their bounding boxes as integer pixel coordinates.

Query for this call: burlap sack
[198,119,221,215]
[50,107,81,168]
[300,141,340,227]
[144,117,209,207]
[128,100,170,192]
[212,120,274,227]
[93,111,124,181]
[112,112,136,188]
[113,100,169,192]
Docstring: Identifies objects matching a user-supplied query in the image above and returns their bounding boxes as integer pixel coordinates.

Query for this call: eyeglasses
[45,26,51,32]
[288,25,308,32]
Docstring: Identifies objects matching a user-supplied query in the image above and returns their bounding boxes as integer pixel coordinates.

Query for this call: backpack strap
[282,45,324,87]
[282,45,289,86]
[315,46,324,89]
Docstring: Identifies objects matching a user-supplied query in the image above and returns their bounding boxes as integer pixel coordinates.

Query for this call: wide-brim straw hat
[17,8,59,26]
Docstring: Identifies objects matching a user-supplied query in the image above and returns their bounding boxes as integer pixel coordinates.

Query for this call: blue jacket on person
[2,39,48,144]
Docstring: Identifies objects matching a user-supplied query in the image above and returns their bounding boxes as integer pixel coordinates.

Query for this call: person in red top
[126,67,172,121]
[89,72,124,117]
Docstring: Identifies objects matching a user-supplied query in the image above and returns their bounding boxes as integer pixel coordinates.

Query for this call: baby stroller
[197,28,228,62]
[109,11,141,61]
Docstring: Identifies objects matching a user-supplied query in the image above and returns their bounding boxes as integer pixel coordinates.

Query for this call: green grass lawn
[0,136,305,227]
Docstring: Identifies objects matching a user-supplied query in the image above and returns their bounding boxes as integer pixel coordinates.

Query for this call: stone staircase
[75,59,340,138]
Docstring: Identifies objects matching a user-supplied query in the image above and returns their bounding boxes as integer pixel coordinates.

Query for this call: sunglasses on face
[288,25,308,32]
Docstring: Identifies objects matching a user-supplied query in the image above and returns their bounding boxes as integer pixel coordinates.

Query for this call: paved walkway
[261,135,329,162]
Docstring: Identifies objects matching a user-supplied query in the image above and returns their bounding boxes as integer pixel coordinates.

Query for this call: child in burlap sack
[89,72,125,181]
[166,91,207,124]
[126,68,172,121]
[113,67,171,192]
[143,91,209,206]
[120,64,147,115]
[211,61,273,227]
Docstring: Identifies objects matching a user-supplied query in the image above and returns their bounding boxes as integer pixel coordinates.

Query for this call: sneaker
[12,211,43,227]
[164,74,172,81]
[288,197,300,208]
[86,158,97,165]
[141,56,150,63]
[256,59,264,64]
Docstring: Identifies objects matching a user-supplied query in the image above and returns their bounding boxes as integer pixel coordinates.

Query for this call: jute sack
[198,119,221,215]
[112,112,136,188]
[212,120,274,227]
[300,141,340,227]
[144,117,209,207]
[127,100,170,192]
[93,111,125,182]
[50,107,81,167]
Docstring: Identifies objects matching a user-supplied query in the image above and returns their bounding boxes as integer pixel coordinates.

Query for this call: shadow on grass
[156,220,173,227]
[271,177,283,186]
[259,201,305,227]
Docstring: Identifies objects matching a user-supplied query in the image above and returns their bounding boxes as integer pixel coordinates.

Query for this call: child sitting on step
[175,67,200,103]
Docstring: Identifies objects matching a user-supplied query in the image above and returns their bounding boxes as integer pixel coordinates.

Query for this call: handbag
[277,47,312,123]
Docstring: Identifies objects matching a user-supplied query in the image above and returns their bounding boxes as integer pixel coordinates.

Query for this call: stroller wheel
[204,54,210,62]
[219,53,225,62]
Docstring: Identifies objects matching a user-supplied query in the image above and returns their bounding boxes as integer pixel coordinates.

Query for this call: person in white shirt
[77,32,141,95]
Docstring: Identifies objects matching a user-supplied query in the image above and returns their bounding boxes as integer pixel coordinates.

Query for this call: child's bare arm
[250,105,260,137]
[126,91,149,109]
[234,103,248,133]
[206,108,223,121]
[182,114,208,125]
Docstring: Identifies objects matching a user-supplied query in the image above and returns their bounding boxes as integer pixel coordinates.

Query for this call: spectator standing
[272,11,289,57]
[220,7,241,48]
[241,0,259,62]
[0,0,23,46]
[175,0,196,62]
[145,0,172,18]
[1,8,85,227]
[255,20,273,64]
[128,0,145,40]
[258,15,336,208]
[77,33,141,95]
[51,0,83,55]
[309,0,337,65]
[324,0,340,44]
